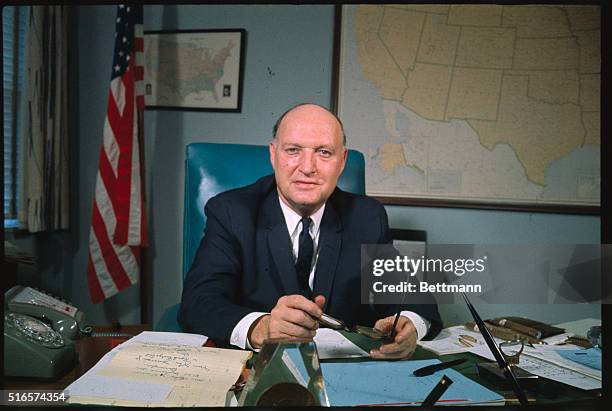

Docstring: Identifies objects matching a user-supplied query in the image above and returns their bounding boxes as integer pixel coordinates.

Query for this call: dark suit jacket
[178,175,442,345]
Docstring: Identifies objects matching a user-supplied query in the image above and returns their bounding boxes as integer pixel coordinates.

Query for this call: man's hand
[248,295,326,349]
[369,315,417,360]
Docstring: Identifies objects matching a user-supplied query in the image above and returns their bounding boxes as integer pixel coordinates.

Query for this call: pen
[355,398,468,406]
[458,337,474,348]
[458,334,477,347]
[413,358,467,377]
[459,334,477,343]
[422,374,454,406]
[318,312,351,332]
[387,311,402,341]
[462,293,528,406]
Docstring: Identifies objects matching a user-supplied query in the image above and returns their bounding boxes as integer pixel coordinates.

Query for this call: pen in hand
[387,311,402,342]
[386,283,409,342]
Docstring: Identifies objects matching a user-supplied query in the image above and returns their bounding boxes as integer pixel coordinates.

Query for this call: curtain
[18,6,70,232]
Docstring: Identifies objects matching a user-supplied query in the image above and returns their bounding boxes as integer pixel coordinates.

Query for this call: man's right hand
[248,294,326,349]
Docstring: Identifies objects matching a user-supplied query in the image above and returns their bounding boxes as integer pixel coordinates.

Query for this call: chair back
[182,142,365,277]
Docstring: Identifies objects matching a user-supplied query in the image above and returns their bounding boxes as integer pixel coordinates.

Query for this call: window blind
[3,6,27,222]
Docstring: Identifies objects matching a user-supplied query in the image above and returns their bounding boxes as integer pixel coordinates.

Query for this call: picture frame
[144,29,245,112]
[331,5,599,214]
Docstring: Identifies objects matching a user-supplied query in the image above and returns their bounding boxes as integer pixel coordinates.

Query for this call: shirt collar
[278,195,325,237]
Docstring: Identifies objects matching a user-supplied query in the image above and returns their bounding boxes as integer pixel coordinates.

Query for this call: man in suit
[178,103,441,359]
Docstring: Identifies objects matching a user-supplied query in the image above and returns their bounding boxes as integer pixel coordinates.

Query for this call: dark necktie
[295,217,313,297]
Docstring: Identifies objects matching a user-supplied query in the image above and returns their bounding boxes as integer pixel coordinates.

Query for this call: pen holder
[238,339,330,406]
[476,363,539,390]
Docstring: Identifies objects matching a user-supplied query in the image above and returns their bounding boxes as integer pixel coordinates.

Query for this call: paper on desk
[314,328,369,359]
[96,342,251,406]
[523,345,601,379]
[129,331,208,346]
[66,368,172,404]
[420,325,577,355]
[65,331,244,407]
[65,338,176,404]
[555,318,601,337]
[557,348,601,370]
[468,344,601,390]
[418,325,487,355]
[321,359,504,406]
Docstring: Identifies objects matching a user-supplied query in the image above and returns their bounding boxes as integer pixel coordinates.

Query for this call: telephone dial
[4,285,83,379]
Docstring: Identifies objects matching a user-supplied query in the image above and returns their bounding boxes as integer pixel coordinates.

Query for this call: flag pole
[137,108,149,325]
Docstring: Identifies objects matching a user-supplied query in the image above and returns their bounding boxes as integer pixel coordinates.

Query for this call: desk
[4,327,601,407]
[3,324,150,390]
[333,331,602,406]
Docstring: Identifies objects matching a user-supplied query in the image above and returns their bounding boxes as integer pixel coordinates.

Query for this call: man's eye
[318,150,332,157]
[285,147,299,154]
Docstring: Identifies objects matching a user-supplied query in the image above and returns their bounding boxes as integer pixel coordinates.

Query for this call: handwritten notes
[66,332,251,407]
[468,344,601,390]
[95,342,251,406]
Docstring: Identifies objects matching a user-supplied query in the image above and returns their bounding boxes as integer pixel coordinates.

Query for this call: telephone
[4,285,82,379]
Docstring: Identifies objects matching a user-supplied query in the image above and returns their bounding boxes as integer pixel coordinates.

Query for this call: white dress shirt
[230,196,430,349]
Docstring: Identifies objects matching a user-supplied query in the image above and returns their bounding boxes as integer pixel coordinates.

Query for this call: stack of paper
[321,359,505,406]
[64,331,251,407]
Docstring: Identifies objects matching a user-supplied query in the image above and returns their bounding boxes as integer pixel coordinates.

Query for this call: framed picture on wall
[144,29,245,112]
[331,5,600,214]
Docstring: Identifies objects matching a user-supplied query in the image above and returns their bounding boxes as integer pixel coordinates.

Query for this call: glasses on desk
[499,340,525,366]
[319,313,390,341]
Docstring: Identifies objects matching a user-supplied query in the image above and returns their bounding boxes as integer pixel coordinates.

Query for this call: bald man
[178,104,441,359]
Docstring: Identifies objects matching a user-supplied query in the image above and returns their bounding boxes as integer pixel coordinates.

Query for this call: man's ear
[339,147,348,173]
[269,142,276,170]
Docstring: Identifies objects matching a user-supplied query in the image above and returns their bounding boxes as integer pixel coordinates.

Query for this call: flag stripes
[87,5,146,303]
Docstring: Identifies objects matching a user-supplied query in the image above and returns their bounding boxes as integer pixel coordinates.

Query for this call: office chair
[155,142,366,331]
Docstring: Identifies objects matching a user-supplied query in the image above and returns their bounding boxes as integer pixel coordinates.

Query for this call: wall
[66,4,600,328]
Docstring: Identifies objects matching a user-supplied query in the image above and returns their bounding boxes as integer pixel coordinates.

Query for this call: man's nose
[299,150,316,174]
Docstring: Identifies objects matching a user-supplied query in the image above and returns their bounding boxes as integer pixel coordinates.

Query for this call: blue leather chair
[155,142,366,331]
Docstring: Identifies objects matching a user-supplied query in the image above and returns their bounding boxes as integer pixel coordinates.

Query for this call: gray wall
[33,4,600,328]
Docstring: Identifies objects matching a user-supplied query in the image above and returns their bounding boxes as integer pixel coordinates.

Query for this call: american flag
[87,4,147,303]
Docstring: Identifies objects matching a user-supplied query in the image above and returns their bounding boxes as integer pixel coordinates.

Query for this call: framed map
[334,5,600,213]
[144,29,245,112]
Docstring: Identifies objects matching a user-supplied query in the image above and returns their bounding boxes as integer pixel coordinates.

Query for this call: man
[178,104,441,359]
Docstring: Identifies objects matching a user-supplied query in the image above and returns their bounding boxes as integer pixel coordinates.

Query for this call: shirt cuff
[400,311,430,341]
[230,312,269,350]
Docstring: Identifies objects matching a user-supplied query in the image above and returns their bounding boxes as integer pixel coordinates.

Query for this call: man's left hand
[369,315,417,360]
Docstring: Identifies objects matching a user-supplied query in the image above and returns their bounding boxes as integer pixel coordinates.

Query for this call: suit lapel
[313,201,342,308]
[263,191,300,295]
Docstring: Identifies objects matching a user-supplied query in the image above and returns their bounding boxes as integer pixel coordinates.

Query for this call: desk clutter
[418,317,602,392]
[238,339,504,406]
[64,318,601,407]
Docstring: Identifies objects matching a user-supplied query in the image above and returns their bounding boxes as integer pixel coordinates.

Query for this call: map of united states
[144,32,240,110]
[152,39,234,102]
